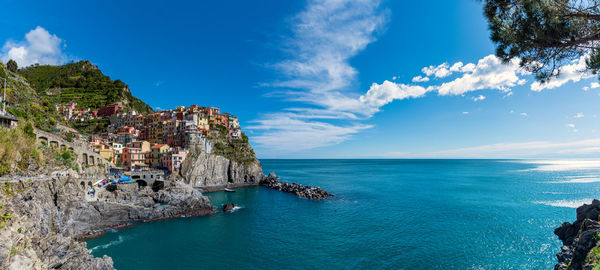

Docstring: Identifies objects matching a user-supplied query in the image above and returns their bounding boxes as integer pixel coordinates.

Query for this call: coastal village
[55,102,241,172]
[0,57,332,270]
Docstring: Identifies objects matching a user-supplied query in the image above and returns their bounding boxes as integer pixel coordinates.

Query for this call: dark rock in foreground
[223,203,237,213]
[260,172,333,200]
[554,199,600,270]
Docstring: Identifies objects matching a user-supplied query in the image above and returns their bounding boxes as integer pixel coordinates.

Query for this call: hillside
[18,61,153,115]
[0,62,60,131]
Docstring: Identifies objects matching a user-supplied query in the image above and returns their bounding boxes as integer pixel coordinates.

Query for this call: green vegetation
[6,59,17,73]
[587,245,600,265]
[210,124,256,164]
[0,203,7,229]
[18,61,153,114]
[54,149,77,171]
[484,0,600,82]
[0,123,39,176]
[70,118,110,134]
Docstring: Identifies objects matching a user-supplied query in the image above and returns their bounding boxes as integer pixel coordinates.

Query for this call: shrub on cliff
[0,122,38,176]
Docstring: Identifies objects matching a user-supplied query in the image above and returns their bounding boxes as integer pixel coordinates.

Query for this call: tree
[6,60,17,73]
[483,0,600,82]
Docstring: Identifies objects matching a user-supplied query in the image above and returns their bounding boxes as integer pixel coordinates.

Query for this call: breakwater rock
[260,173,333,200]
[554,199,600,270]
[0,177,215,269]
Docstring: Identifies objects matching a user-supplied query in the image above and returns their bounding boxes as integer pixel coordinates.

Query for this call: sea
[86,159,600,269]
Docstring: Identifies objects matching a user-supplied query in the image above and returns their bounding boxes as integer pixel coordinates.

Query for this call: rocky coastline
[554,199,600,270]
[0,151,333,269]
[260,172,333,199]
[0,176,215,269]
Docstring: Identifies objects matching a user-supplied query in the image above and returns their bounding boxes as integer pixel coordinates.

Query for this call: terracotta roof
[151,144,168,149]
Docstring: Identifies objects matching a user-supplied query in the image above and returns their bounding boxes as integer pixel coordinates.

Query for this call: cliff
[0,177,215,269]
[180,150,265,190]
[554,200,600,270]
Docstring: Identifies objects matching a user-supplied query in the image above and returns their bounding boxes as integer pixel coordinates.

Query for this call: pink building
[161,149,188,172]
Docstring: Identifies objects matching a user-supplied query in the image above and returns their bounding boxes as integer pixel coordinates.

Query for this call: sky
[1,0,600,159]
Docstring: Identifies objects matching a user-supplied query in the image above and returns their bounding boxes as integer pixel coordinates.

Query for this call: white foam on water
[519,160,600,172]
[533,199,595,208]
[231,206,243,212]
[90,235,128,251]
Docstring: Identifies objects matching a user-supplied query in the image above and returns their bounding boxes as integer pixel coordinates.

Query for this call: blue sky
[2,0,600,159]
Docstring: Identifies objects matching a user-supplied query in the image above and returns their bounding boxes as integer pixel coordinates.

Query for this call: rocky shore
[260,173,333,199]
[0,177,215,269]
[0,149,333,269]
[554,199,600,270]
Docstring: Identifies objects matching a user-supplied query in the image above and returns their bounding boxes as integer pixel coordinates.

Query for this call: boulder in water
[223,203,237,213]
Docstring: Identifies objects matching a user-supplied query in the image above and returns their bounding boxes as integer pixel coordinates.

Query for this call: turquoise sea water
[86,159,600,269]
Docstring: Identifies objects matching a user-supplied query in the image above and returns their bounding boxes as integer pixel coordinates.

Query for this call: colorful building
[122,147,146,171]
[151,144,170,167]
[161,148,188,172]
[96,104,123,117]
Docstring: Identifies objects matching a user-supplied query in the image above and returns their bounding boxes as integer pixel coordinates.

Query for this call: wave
[533,199,595,208]
[90,235,128,251]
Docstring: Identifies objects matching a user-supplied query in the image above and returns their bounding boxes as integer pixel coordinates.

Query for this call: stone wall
[33,129,110,167]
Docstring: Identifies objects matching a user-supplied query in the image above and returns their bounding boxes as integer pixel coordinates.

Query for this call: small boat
[224,188,235,192]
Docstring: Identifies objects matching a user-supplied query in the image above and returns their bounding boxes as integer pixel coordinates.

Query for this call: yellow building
[151,144,170,167]
[96,144,114,163]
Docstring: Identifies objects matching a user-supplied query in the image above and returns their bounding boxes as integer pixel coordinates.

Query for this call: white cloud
[248,114,372,152]
[472,95,485,102]
[437,55,524,95]
[411,75,429,82]
[422,62,451,78]
[567,123,575,128]
[1,26,66,67]
[462,111,469,115]
[449,62,463,72]
[584,82,600,91]
[575,113,585,118]
[460,63,476,73]
[358,80,428,114]
[252,0,388,152]
[531,55,594,91]
[254,2,600,155]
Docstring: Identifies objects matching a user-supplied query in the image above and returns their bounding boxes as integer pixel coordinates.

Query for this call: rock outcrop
[0,177,215,269]
[180,152,265,190]
[222,203,236,213]
[260,173,333,200]
[554,199,600,270]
